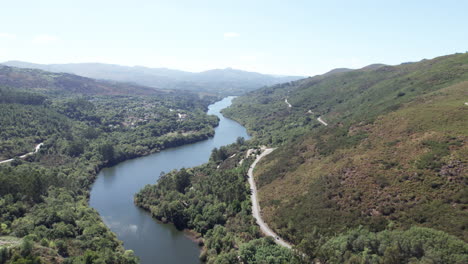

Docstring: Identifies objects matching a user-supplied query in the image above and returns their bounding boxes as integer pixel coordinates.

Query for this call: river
[89,96,250,264]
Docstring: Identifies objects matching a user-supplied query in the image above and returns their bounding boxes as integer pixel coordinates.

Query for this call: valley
[0,46,466,264]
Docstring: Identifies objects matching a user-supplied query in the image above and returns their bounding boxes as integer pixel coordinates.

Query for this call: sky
[0,0,467,76]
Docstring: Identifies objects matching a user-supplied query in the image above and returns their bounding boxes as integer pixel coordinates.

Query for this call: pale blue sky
[1,0,467,75]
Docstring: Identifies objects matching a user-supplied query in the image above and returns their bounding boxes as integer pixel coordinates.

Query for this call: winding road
[248,147,292,249]
[244,98,329,255]
[285,98,328,127]
[0,143,44,164]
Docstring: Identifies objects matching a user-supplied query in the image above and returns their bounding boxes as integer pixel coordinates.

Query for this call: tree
[174,169,191,193]
[98,143,114,162]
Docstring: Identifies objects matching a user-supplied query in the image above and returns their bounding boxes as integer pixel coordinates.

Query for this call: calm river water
[90,97,250,264]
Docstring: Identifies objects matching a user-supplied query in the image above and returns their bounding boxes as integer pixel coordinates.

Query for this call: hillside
[0,65,173,96]
[222,53,468,262]
[2,61,303,95]
[223,53,468,144]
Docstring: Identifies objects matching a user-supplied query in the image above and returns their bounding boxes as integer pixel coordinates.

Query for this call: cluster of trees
[0,237,42,264]
[135,140,253,232]
[319,227,467,264]
[0,88,46,105]
[0,86,220,262]
[0,88,70,160]
[1,188,138,264]
[48,96,219,162]
[239,238,301,264]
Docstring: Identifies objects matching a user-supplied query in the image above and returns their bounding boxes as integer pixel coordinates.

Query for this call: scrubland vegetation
[219,53,468,263]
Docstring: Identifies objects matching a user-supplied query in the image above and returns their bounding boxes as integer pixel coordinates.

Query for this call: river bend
[90,97,249,264]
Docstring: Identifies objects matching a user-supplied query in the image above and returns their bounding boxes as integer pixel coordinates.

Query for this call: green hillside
[222,53,468,263]
[223,53,468,145]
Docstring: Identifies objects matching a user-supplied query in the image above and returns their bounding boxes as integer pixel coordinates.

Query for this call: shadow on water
[90,96,250,264]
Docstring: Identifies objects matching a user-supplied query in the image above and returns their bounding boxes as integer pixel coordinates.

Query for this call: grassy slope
[256,82,467,241]
[223,53,468,252]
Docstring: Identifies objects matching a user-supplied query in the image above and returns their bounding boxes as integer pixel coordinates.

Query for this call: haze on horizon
[1,0,467,76]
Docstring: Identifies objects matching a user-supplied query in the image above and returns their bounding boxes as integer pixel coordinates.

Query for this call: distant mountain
[2,61,304,95]
[0,65,172,96]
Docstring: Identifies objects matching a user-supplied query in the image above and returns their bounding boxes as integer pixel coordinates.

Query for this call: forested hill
[1,61,304,95]
[0,65,173,96]
[222,52,468,263]
[0,70,220,262]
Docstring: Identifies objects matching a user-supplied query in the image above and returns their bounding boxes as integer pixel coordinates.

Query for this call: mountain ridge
[1,61,304,95]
